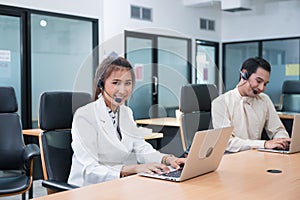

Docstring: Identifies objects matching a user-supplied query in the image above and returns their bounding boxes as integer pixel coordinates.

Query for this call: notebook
[138,126,233,182]
[257,114,300,154]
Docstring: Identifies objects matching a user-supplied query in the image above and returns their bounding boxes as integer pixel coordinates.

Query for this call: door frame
[125,30,192,118]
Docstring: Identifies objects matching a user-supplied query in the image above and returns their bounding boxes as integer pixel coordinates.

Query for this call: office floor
[1,180,47,200]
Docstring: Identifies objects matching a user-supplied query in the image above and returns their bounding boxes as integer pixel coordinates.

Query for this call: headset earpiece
[240,71,249,80]
[97,79,122,103]
[97,80,104,89]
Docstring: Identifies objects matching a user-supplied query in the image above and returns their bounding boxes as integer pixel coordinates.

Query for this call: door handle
[153,76,158,95]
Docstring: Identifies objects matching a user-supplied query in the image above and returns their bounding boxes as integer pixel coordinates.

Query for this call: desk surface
[22,128,163,140]
[32,150,300,200]
[22,128,43,137]
[137,113,298,125]
[277,111,299,120]
[136,117,180,127]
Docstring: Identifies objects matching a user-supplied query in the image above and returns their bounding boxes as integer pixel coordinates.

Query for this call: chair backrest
[39,91,91,130]
[39,91,91,181]
[179,84,219,150]
[42,130,73,182]
[0,87,25,170]
[281,80,300,112]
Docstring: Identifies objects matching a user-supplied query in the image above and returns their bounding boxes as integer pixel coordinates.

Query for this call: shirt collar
[233,87,254,105]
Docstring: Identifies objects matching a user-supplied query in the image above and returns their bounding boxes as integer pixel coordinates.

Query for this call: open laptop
[139,126,233,182]
[257,114,300,154]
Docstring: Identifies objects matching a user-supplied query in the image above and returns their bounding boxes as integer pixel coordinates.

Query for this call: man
[212,57,290,152]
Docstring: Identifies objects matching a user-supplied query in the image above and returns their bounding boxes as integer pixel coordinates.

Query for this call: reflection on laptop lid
[257,114,300,154]
[139,126,233,182]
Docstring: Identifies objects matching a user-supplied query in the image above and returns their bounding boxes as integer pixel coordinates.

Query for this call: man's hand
[264,138,291,149]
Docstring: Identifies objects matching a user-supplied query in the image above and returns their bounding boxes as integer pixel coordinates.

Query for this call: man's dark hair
[240,57,271,78]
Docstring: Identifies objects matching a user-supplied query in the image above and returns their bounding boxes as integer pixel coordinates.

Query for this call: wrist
[120,166,126,178]
[120,165,138,178]
[162,154,175,165]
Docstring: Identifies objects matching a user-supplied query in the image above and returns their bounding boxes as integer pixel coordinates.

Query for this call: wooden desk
[22,129,162,141]
[277,111,299,120]
[32,150,300,200]
[22,128,43,137]
[136,117,180,127]
[136,117,183,156]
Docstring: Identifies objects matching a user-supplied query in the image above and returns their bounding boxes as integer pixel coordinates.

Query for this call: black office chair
[279,80,300,112]
[179,84,219,151]
[39,91,91,193]
[275,80,300,136]
[0,86,40,200]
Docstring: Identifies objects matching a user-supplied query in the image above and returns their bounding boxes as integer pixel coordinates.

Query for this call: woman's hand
[166,157,186,170]
[120,163,170,177]
[136,163,170,174]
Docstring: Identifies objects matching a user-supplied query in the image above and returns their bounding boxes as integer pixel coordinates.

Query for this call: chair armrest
[275,94,283,111]
[23,144,40,171]
[274,103,282,111]
[23,143,40,160]
[42,180,79,192]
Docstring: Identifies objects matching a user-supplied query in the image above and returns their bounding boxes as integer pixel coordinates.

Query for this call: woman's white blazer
[68,96,165,186]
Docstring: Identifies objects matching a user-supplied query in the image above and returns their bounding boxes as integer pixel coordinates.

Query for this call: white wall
[102,0,221,41]
[100,0,221,61]
[221,0,300,42]
[0,0,222,66]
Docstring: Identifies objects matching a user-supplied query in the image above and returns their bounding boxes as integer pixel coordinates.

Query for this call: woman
[68,56,185,186]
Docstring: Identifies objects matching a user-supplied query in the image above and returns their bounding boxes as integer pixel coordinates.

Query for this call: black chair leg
[22,193,26,200]
[29,185,33,199]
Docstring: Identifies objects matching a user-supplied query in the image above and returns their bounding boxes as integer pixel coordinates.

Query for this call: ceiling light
[40,20,47,27]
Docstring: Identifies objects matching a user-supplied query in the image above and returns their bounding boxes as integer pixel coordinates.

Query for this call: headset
[98,79,122,139]
[239,71,257,94]
[97,79,122,103]
[240,71,250,80]
[97,79,105,89]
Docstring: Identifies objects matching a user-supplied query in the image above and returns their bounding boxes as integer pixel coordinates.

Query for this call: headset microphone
[98,80,122,103]
[240,71,258,95]
[114,97,122,103]
[251,86,258,95]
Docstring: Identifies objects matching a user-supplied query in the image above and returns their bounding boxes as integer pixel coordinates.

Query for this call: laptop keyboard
[274,146,290,151]
[162,169,183,178]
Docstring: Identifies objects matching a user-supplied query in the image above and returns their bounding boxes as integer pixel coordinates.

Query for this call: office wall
[101,0,221,40]
[100,0,221,60]
[221,0,300,42]
[0,0,222,71]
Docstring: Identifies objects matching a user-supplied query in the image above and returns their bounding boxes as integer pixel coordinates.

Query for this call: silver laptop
[139,126,233,182]
[257,114,300,154]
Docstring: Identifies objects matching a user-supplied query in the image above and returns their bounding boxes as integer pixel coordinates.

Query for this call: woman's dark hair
[240,57,271,79]
[93,56,135,101]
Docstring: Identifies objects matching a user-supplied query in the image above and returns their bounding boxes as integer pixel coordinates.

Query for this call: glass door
[125,32,155,119]
[0,13,22,115]
[262,39,300,104]
[30,14,94,127]
[223,42,259,91]
[125,31,191,119]
[158,37,191,117]
[196,40,219,87]
[1,6,98,128]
